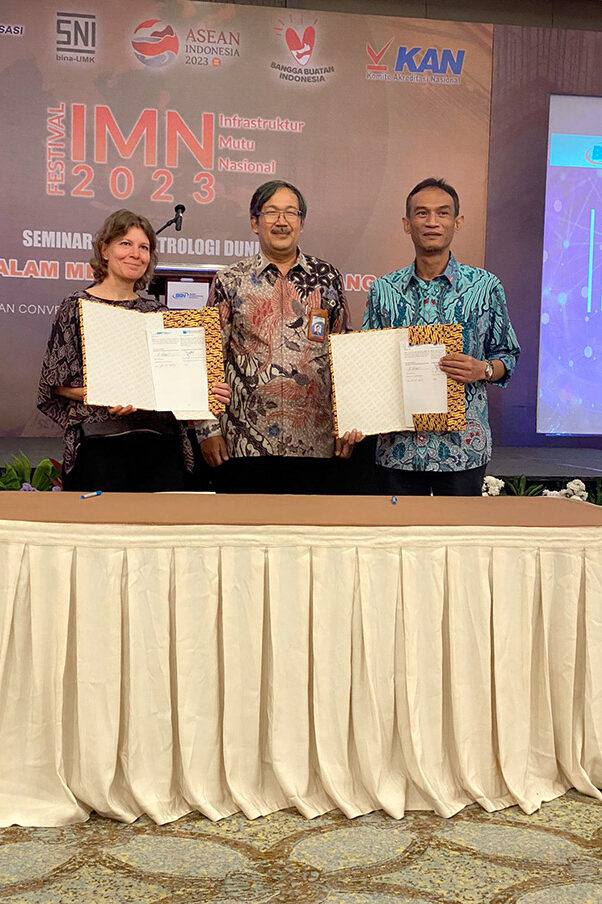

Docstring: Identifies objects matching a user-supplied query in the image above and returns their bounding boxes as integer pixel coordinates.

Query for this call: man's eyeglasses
[258,208,302,223]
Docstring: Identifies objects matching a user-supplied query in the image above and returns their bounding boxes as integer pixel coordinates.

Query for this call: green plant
[503,475,544,497]
[0,452,62,491]
[589,478,602,506]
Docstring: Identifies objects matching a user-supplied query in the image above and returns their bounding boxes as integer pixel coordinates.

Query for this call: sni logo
[56,12,96,61]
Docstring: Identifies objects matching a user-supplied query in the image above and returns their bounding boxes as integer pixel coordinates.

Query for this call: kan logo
[365,38,466,78]
[365,38,393,72]
[395,46,465,74]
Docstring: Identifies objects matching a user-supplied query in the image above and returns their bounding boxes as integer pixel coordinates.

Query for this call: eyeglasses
[258,208,302,223]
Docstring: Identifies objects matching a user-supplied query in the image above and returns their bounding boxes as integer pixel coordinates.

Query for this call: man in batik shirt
[199,180,361,493]
[363,177,520,496]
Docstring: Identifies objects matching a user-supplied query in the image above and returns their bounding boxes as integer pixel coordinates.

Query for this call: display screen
[537,95,602,435]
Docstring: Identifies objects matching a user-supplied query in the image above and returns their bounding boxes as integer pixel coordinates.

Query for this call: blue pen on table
[81,490,102,500]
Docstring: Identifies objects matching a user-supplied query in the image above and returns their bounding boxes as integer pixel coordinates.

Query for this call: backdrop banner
[0,1,492,436]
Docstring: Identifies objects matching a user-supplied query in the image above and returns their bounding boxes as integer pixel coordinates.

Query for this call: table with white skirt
[0,493,600,827]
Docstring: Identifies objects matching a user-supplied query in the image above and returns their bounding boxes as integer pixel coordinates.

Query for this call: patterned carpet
[0,792,600,903]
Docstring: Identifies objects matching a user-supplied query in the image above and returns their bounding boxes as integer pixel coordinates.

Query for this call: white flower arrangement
[482,476,505,496]
[482,475,591,502]
[543,478,589,502]
[566,479,589,500]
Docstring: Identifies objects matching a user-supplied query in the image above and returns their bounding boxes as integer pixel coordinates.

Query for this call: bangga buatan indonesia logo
[131,19,179,67]
[274,18,317,66]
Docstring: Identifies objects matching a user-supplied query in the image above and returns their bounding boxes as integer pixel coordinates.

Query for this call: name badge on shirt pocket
[308,308,328,342]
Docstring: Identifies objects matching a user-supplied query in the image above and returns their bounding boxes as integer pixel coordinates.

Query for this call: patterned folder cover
[163,308,225,417]
[408,323,465,432]
[79,300,225,417]
[329,324,466,436]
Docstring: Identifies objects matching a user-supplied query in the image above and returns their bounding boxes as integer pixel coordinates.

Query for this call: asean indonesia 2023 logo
[131,19,179,67]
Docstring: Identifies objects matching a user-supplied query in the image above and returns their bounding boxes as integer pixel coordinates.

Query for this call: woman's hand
[53,386,85,402]
[53,387,137,415]
[108,405,137,416]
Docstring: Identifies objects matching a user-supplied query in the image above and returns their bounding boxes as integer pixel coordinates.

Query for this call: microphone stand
[155,216,178,236]
[149,205,185,302]
[156,204,185,235]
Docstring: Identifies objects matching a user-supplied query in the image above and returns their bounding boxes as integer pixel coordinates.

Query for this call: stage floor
[489,445,602,477]
[0,437,601,478]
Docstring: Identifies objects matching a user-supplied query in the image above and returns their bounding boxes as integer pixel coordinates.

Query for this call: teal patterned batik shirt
[362,254,520,472]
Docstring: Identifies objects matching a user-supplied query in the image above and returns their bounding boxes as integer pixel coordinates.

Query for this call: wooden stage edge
[1,493,601,528]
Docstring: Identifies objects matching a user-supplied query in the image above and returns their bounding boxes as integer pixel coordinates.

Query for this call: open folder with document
[79,299,226,421]
[328,324,466,436]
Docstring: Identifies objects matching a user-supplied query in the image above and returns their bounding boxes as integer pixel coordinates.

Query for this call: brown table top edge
[1,493,601,529]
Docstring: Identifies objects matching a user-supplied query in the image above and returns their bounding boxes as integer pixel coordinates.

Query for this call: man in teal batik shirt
[363,177,520,495]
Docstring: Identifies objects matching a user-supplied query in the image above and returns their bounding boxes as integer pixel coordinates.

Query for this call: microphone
[174,203,186,231]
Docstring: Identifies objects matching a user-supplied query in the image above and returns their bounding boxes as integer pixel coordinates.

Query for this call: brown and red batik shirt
[198,251,351,458]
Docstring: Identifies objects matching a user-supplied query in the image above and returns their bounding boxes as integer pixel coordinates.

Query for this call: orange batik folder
[328,324,466,437]
[79,298,225,420]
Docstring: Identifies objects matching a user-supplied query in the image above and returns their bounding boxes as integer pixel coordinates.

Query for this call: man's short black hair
[405,178,460,217]
[249,181,307,220]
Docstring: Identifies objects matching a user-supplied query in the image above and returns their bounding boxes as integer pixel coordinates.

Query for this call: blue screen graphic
[537,95,602,435]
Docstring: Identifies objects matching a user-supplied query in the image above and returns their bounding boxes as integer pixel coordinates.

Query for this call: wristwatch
[483,360,494,382]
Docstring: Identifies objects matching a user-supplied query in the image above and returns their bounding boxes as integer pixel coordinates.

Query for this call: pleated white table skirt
[0,518,600,826]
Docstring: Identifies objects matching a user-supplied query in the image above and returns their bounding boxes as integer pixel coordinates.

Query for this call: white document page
[401,343,448,416]
[81,300,162,410]
[329,329,414,436]
[147,326,214,419]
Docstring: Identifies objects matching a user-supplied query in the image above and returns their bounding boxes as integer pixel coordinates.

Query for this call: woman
[38,208,230,492]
